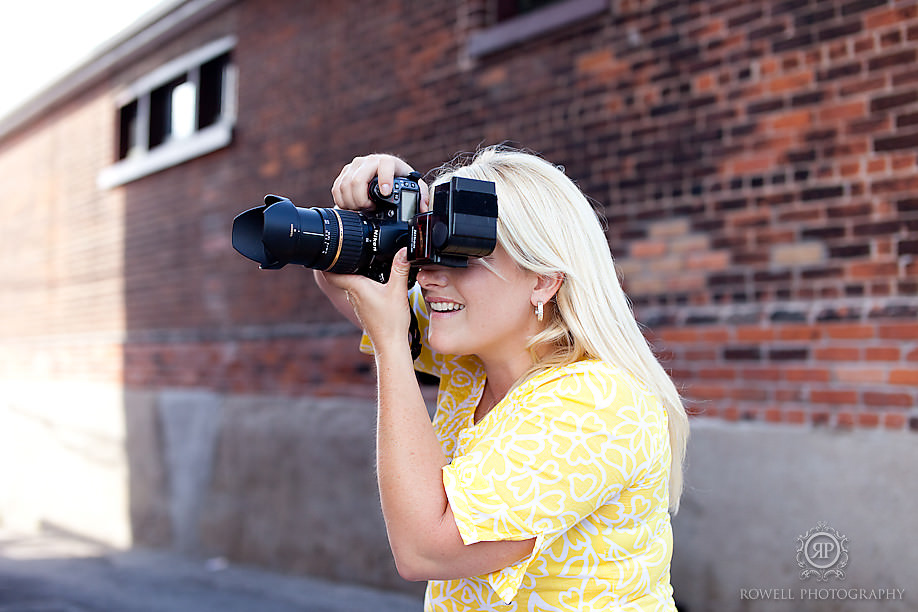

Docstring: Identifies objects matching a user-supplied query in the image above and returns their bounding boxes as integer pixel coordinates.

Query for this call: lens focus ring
[327,209,367,273]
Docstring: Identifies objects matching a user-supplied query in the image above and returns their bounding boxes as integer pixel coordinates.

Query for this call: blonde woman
[316,147,689,611]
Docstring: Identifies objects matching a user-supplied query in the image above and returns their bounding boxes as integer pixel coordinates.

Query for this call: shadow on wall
[122,388,409,590]
[117,152,413,592]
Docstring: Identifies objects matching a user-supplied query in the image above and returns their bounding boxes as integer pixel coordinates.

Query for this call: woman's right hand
[331,153,429,211]
[318,153,427,328]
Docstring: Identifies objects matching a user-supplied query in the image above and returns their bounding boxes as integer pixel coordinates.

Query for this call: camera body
[231,173,498,284]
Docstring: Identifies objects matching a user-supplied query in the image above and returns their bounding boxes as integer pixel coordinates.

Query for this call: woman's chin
[427,332,463,357]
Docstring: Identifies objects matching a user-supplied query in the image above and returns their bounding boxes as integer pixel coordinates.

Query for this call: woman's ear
[531,272,564,306]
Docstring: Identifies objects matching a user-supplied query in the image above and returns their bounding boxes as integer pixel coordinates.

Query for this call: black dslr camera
[231,172,498,283]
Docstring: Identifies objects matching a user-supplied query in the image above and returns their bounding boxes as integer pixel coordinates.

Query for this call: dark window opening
[118,100,138,160]
[496,0,560,22]
[198,52,229,129]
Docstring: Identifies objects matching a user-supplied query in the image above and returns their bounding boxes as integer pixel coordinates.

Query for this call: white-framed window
[98,36,237,189]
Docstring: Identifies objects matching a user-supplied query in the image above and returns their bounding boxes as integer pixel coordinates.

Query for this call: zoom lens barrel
[232,196,372,272]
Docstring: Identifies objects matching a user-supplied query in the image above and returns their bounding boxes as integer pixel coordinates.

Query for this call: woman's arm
[319,154,533,580]
[314,269,360,327]
[326,250,534,581]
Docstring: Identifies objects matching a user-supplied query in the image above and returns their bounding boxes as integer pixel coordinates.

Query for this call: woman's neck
[478,351,534,405]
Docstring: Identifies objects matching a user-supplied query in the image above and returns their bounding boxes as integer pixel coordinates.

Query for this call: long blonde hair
[432,146,689,512]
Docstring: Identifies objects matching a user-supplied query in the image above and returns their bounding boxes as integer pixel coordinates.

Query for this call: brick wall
[217,0,915,429]
[7,0,910,424]
[0,90,126,386]
[586,0,918,430]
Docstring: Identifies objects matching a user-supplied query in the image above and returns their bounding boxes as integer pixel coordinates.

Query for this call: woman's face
[416,244,539,364]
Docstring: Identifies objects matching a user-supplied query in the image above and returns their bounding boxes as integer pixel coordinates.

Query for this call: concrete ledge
[672,420,916,611]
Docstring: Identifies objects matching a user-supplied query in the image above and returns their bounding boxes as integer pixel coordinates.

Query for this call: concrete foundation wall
[4,380,914,605]
[125,388,413,592]
[672,420,916,612]
[0,382,413,593]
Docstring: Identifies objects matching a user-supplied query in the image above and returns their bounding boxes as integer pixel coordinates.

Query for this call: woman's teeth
[428,302,464,312]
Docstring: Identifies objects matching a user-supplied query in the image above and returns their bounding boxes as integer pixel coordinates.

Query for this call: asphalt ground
[0,529,423,612]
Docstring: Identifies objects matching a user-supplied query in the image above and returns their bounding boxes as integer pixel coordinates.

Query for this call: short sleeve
[359,284,448,377]
[441,364,667,603]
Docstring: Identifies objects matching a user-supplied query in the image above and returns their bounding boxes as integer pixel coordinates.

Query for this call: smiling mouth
[427,301,465,313]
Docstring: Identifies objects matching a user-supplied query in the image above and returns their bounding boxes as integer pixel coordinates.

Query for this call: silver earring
[536,301,544,322]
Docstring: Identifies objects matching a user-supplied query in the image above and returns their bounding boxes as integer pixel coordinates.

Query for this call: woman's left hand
[321,248,413,352]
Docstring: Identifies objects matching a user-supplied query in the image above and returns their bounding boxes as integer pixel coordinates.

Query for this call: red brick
[630,240,667,258]
[770,109,811,130]
[698,368,737,380]
[733,387,769,402]
[863,392,913,408]
[661,329,699,343]
[889,369,918,385]
[883,412,907,429]
[864,347,900,361]
[701,329,731,342]
[576,49,616,74]
[690,384,728,400]
[867,158,887,173]
[768,72,814,93]
[814,347,860,361]
[785,368,830,382]
[743,367,781,381]
[736,326,775,342]
[777,388,806,402]
[865,6,918,29]
[778,325,821,341]
[731,154,775,174]
[764,408,783,423]
[819,100,866,121]
[837,411,856,427]
[695,73,717,92]
[850,262,900,278]
[878,322,918,340]
[837,368,887,383]
[824,324,875,339]
[811,389,859,404]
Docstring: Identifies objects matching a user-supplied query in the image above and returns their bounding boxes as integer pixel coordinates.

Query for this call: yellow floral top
[363,288,676,611]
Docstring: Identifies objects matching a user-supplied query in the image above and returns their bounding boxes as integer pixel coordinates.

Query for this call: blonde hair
[431,146,689,513]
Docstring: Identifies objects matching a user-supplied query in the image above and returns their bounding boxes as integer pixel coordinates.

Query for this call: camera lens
[232,197,371,272]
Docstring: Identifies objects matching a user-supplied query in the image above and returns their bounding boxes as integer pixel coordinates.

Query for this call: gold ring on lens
[327,208,344,269]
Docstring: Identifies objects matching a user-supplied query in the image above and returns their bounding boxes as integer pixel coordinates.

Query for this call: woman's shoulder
[522,359,646,393]
[511,360,662,415]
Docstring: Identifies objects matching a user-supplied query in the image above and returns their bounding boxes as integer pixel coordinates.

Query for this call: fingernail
[380,183,391,195]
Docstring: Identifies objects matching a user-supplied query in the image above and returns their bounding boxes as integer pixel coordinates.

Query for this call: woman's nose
[416,265,448,288]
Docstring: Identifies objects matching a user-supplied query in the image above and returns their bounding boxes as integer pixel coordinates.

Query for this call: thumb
[388,248,410,285]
